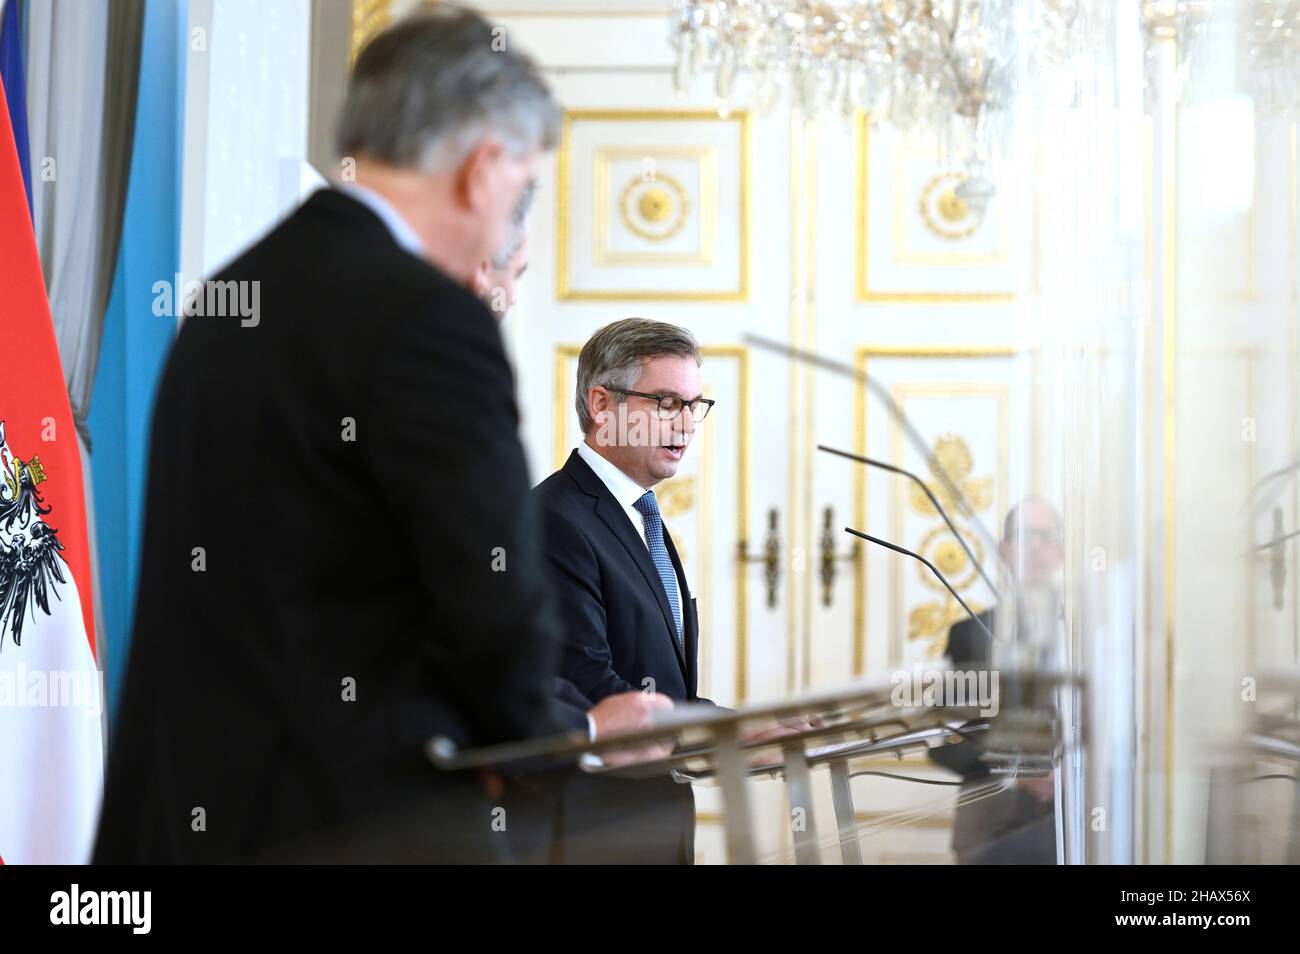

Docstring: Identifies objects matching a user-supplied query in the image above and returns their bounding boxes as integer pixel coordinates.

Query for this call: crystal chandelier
[670,1,1082,177]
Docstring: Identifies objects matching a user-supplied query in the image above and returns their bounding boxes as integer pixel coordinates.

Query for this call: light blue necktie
[634,491,683,649]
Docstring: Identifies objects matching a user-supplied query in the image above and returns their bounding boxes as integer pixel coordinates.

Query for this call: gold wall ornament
[854,113,1017,302]
[592,145,716,266]
[640,188,671,222]
[937,190,969,223]
[902,431,995,660]
[852,349,1020,674]
[637,188,670,223]
[557,110,749,300]
[932,538,970,577]
[656,475,697,518]
[914,524,986,595]
[909,595,988,655]
[619,172,690,242]
[907,433,994,518]
[919,171,985,241]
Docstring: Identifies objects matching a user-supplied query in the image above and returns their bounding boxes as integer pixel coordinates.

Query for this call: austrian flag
[0,76,104,864]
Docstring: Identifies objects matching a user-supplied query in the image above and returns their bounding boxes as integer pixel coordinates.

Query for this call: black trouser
[253,773,510,864]
[503,770,696,865]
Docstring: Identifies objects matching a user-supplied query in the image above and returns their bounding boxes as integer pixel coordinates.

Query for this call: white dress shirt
[575,441,683,614]
[333,182,425,258]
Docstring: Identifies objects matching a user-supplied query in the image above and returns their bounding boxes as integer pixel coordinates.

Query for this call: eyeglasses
[606,387,715,421]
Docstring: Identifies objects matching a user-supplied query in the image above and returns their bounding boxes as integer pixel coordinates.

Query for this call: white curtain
[26,0,142,447]
[24,0,143,687]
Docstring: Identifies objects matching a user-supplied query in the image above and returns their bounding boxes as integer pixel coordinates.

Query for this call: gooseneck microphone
[742,333,1002,559]
[843,527,995,642]
[1253,526,1300,553]
[1243,456,1300,517]
[818,443,1001,594]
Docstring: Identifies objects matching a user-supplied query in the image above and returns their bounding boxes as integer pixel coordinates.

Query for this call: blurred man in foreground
[98,7,581,864]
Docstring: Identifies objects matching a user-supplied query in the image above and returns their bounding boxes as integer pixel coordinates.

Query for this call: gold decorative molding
[854,111,1015,303]
[590,145,718,265]
[556,109,750,301]
[624,177,687,237]
[917,171,984,241]
[620,174,688,240]
[656,475,697,518]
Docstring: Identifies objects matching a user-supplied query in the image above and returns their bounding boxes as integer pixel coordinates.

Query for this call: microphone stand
[843,527,995,642]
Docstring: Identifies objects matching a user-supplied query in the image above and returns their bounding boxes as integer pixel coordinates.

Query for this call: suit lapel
[563,452,688,678]
[661,528,697,695]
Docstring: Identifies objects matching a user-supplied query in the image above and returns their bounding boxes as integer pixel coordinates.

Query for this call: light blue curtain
[88,0,185,721]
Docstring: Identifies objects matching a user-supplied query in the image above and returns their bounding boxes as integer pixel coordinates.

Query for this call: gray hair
[490,178,536,270]
[575,318,701,433]
[336,5,562,173]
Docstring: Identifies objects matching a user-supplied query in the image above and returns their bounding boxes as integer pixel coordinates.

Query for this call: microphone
[1243,456,1300,517]
[819,443,1002,595]
[743,332,1003,565]
[1252,524,1300,553]
[843,526,994,643]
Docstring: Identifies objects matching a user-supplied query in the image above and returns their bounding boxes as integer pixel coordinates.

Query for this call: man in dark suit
[933,497,1063,864]
[461,191,678,771]
[534,318,715,863]
[537,319,712,709]
[95,9,580,864]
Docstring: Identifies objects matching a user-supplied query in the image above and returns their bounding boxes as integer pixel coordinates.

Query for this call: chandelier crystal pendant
[670,0,1082,191]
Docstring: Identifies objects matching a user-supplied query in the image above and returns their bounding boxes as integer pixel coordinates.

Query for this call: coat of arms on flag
[0,420,71,651]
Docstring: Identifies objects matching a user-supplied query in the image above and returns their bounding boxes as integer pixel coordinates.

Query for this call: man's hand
[740,714,824,768]
[589,690,674,737]
[741,713,823,745]
[589,691,674,767]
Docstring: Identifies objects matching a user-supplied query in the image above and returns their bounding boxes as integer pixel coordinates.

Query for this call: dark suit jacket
[932,608,1054,862]
[946,610,995,670]
[533,449,704,863]
[553,677,591,731]
[927,609,995,779]
[94,189,568,864]
[534,450,704,705]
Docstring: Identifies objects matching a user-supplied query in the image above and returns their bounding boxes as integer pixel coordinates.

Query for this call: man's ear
[454,138,505,212]
[469,258,491,298]
[589,386,619,444]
